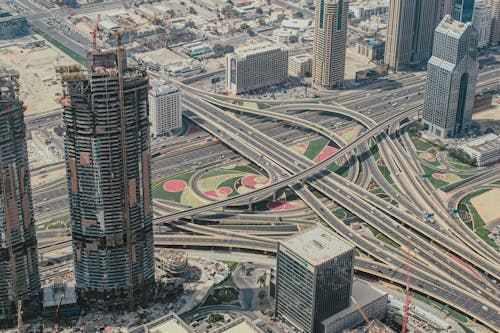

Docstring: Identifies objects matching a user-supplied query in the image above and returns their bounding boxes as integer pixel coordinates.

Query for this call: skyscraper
[439,0,453,20]
[275,226,354,333]
[312,0,349,89]
[58,49,154,310]
[384,0,440,71]
[486,0,500,44]
[452,0,475,22]
[422,15,478,138]
[0,68,40,327]
[472,3,492,48]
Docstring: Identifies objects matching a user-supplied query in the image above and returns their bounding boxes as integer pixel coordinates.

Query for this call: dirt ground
[0,42,76,115]
[473,104,500,132]
[345,46,375,80]
[470,188,500,230]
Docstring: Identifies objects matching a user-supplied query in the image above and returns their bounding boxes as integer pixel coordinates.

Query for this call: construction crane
[17,300,22,333]
[92,14,101,51]
[402,237,412,333]
[351,296,376,333]
[53,294,64,324]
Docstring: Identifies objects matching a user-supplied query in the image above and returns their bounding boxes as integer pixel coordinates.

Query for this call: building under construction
[0,68,40,327]
[58,49,154,310]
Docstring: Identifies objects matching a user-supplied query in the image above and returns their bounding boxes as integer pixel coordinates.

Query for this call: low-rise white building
[149,80,182,137]
[459,133,500,166]
[226,43,288,95]
[288,54,312,79]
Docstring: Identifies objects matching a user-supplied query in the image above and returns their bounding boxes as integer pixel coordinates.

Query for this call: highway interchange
[9,1,499,327]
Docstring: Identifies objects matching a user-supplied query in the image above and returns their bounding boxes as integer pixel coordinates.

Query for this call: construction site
[0,68,41,328]
[56,46,156,311]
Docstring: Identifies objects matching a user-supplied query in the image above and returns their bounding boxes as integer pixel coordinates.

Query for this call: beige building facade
[226,43,288,95]
[312,0,349,89]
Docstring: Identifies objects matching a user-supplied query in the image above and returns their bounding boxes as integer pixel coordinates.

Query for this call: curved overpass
[152,106,420,224]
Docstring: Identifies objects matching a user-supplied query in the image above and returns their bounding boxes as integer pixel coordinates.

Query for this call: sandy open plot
[0,43,76,116]
[471,188,500,229]
[345,47,375,80]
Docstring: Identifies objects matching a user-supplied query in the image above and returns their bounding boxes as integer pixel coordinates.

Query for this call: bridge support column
[248,199,252,211]
[272,191,276,202]
[191,215,194,223]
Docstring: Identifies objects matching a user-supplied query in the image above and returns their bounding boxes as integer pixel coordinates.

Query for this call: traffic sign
[427,213,435,218]
[422,174,431,179]
[452,209,460,214]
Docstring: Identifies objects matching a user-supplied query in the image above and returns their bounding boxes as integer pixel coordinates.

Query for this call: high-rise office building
[312,0,349,89]
[58,50,154,310]
[486,0,500,44]
[422,15,478,138]
[472,3,492,48]
[439,0,453,20]
[0,68,40,327]
[149,80,181,137]
[385,0,440,71]
[275,226,354,333]
[226,43,288,95]
[452,0,475,22]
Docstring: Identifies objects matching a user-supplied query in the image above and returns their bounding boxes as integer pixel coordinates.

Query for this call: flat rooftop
[222,321,260,333]
[280,225,354,265]
[233,42,285,58]
[438,15,469,35]
[148,319,192,333]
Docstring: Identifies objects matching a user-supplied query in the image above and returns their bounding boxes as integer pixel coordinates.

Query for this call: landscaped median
[421,165,471,188]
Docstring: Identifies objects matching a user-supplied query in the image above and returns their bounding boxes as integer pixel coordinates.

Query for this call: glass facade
[275,243,354,333]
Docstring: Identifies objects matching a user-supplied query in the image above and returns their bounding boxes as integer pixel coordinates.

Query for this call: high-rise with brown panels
[385,0,440,71]
[0,68,40,327]
[312,0,349,89]
[58,49,154,310]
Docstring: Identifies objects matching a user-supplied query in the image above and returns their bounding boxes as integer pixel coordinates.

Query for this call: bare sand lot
[473,104,500,131]
[471,188,500,230]
[0,42,76,116]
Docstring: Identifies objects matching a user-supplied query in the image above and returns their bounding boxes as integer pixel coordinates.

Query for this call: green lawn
[445,155,474,170]
[304,138,328,160]
[152,171,195,202]
[218,176,243,198]
[412,292,468,323]
[328,162,350,178]
[377,165,395,185]
[36,214,70,231]
[411,136,434,151]
[376,233,400,248]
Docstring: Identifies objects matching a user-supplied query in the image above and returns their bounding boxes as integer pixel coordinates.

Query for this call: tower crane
[53,294,65,324]
[351,296,376,333]
[92,14,101,51]
[17,300,22,333]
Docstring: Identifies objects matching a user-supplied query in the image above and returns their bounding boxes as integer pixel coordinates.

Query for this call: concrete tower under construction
[58,50,154,310]
[0,68,40,327]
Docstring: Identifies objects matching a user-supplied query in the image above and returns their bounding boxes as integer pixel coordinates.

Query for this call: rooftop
[321,280,387,326]
[129,313,194,333]
[459,133,500,154]
[280,225,354,265]
[438,15,469,35]
[232,42,286,58]
[150,82,179,96]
